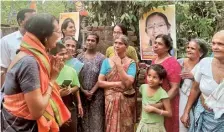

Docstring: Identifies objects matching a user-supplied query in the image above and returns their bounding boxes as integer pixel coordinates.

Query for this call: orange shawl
[3,32,70,132]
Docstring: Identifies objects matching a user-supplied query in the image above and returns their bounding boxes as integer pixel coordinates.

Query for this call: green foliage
[37,1,66,18]
[1,1,66,26]
[1,1,223,58]
[1,1,28,26]
[176,1,224,58]
[84,1,173,33]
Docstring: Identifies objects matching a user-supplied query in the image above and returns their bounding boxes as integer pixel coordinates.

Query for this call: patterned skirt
[105,92,135,132]
[189,99,224,132]
[136,121,166,132]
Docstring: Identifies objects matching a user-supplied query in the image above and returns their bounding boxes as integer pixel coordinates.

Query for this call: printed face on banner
[139,5,176,60]
[59,12,80,40]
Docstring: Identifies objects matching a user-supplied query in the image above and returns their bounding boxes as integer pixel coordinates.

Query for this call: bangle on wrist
[46,92,52,97]
[160,110,163,115]
[49,81,54,88]
[69,88,72,93]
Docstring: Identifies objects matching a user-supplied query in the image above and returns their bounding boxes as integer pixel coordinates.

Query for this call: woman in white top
[181,30,224,132]
[178,39,208,132]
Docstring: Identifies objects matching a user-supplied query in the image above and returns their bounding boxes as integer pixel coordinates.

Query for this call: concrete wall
[1,26,138,54]
[81,26,138,55]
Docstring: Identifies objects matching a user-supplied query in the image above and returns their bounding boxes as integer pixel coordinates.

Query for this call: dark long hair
[24,13,57,45]
[147,64,167,80]
[86,32,99,44]
[50,43,66,56]
[114,23,128,36]
[156,34,173,54]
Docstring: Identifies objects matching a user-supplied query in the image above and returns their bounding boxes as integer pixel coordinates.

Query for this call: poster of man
[59,12,80,40]
[139,5,176,60]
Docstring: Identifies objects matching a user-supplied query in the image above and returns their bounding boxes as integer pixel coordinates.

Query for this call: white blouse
[194,57,219,97]
[178,58,197,96]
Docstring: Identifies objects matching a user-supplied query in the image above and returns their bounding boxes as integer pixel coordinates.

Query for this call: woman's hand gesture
[59,88,71,97]
[180,71,194,80]
[111,50,122,66]
[111,82,125,92]
[78,104,84,118]
[50,55,64,80]
[180,67,194,80]
[82,89,93,100]
[180,112,190,128]
[143,104,155,113]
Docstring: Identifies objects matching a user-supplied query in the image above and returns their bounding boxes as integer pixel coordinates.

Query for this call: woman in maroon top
[151,34,181,132]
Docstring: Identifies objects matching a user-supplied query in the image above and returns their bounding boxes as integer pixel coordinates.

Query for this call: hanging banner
[59,12,80,40]
[74,1,88,16]
[30,0,37,10]
[139,5,176,60]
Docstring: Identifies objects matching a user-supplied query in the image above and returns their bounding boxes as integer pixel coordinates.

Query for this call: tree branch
[212,0,221,20]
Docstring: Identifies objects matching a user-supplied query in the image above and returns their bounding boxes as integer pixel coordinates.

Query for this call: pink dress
[152,57,181,132]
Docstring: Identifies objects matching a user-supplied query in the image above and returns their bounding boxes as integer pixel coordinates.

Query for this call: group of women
[1,12,224,132]
[1,13,137,132]
[58,17,137,132]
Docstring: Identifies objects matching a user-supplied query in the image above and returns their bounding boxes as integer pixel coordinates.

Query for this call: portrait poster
[139,5,176,60]
[59,12,80,40]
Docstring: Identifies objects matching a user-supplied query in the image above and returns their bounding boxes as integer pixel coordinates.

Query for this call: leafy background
[1,0,224,58]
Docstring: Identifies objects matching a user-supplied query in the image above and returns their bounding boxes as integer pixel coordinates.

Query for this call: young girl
[137,64,172,132]
[50,43,83,132]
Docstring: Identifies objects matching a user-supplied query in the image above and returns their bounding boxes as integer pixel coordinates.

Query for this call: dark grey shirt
[1,56,40,132]
[3,56,40,95]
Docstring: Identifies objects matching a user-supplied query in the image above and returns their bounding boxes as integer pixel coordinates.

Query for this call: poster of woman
[139,5,176,60]
[59,12,80,40]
